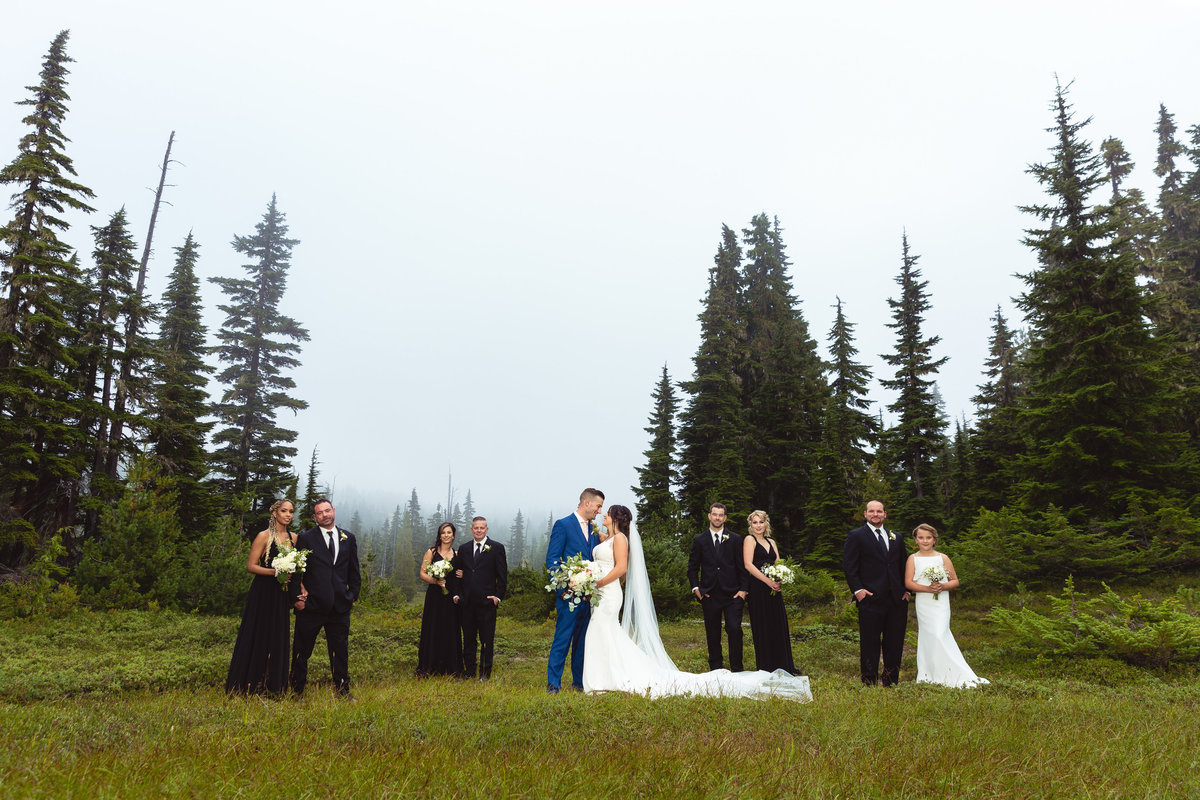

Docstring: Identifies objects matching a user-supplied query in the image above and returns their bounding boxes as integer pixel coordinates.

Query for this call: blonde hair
[912,523,938,544]
[747,509,773,538]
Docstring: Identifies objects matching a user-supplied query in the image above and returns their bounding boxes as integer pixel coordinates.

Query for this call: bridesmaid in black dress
[416,522,463,677]
[226,499,301,695]
[742,509,796,674]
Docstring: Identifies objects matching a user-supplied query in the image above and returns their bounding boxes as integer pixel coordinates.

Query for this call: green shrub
[988,577,1200,667]
[0,534,79,619]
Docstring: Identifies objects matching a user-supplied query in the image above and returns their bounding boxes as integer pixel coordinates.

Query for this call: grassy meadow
[1,586,1198,800]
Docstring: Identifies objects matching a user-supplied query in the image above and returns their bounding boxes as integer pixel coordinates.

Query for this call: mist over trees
[1,33,1198,618]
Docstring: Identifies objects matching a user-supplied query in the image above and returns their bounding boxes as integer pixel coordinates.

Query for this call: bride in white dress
[581,504,811,701]
[904,523,988,688]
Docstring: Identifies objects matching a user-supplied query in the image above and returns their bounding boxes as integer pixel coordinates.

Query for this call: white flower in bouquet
[270,543,311,589]
[424,559,454,594]
[920,562,949,600]
[545,553,601,611]
[762,560,797,596]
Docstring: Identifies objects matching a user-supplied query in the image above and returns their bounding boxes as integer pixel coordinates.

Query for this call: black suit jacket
[843,524,907,603]
[290,526,361,614]
[454,539,508,606]
[688,531,749,597]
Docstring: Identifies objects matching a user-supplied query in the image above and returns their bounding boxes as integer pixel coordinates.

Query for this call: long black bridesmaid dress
[747,539,797,674]
[226,540,291,694]
[415,550,463,677]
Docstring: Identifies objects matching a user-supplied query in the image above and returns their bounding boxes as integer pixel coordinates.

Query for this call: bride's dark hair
[608,505,632,535]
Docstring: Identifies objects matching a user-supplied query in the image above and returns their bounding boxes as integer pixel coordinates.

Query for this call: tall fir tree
[877,232,948,530]
[508,509,527,567]
[298,447,323,531]
[632,364,681,537]
[0,31,96,555]
[76,209,144,540]
[1015,82,1191,520]
[146,233,214,532]
[804,297,880,563]
[967,307,1025,512]
[208,195,309,524]
[677,225,753,529]
[736,214,828,552]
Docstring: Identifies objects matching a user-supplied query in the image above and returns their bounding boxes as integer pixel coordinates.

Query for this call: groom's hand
[854,589,872,602]
[486,595,500,606]
[735,590,748,601]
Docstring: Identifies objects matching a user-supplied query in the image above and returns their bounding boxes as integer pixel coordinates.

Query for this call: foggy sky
[4,1,1199,533]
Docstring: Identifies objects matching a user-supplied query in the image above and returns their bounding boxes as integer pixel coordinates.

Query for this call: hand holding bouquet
[761,559,799,596]
[545,553,603,611]
[270,543,310,590]
[920,562,949,600]
[424,559,454,594]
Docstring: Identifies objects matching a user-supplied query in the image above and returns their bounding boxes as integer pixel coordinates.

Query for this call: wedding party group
[224,490,984,701]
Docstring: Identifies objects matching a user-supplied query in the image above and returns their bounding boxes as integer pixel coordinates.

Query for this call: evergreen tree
[298,447,322,530]
[509,509,527,567]
[677,225,753,528]
[0,31,96,554]
[1015,82,1190,519]
[968,307,1025,512]
[877,232,948,529]
[461,490,476,529]
[737,215,827,551]
[804,297,880,562]
[146,233,214,532]
[633,364,681,537]
[76,209,143,539]
[208,195,309,523]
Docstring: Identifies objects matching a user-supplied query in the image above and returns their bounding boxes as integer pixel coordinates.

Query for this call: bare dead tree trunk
[104,131,175,481]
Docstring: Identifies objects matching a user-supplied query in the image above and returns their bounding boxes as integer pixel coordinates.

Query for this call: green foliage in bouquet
[988,577,1200,667]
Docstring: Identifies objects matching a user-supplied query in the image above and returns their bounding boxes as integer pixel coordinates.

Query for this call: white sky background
[4,1,1199,531]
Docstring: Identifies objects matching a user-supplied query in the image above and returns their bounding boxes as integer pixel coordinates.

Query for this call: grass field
[1,590,1197,799]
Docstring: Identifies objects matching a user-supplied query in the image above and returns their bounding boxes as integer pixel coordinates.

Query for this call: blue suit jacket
[545,513,596,573]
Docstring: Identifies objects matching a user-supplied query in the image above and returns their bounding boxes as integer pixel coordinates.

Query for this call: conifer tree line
[634,81,1200,582]
[0,32,313,608]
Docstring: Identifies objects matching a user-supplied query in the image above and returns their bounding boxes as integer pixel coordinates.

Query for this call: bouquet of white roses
[920,562,949,600]
[545,553,603,611]
[762,559,798,596]
[270,543,310,589]
[424,559,454,594]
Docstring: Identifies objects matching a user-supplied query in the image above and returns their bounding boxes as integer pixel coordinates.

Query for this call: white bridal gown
[912,554,988,688]
[581,534,811,701]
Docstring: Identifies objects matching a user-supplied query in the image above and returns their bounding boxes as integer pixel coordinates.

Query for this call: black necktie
[327,531,336,557]
[875,528,888,554]
[476,543,483,558]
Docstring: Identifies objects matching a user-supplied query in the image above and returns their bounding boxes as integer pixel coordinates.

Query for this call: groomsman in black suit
[688,502,749,671]
[453,516,508,680]
[290,498,361,697]
[843,499,909,686]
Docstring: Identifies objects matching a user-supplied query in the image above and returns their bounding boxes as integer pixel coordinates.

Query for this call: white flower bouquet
[424,559,454,594]
[545,553,603,611]
[762,560,798,596]
[920,562,949,600]
[270,543,310,589]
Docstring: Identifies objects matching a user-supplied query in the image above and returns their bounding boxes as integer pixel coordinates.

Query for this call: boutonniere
[717,533,728,543]
[887,531,896,542]
[482,544,491,553]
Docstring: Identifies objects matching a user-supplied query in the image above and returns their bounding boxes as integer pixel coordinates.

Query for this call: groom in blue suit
[545,487,604,693]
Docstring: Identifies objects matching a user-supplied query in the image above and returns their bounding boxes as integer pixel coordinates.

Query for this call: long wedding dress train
[581,527,811,701]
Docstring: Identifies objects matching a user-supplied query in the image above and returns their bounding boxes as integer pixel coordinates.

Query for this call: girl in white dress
[904,523,988,688]
[581,504,810,701]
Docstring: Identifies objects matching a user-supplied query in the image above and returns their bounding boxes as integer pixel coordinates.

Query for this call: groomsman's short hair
[710,502,727,513]
[472,516,487,523]
[580,488,605,503]
[314,498,333,510]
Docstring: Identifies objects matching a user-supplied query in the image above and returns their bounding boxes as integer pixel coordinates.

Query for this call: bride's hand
[768,579,781,592]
